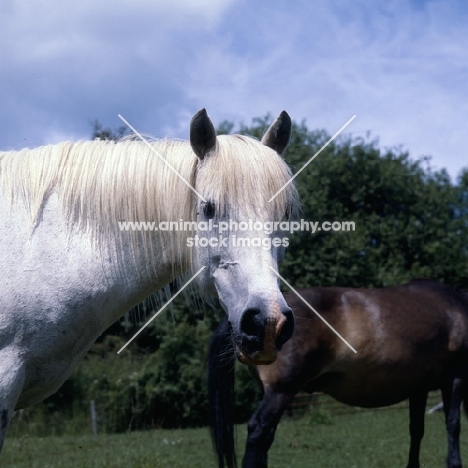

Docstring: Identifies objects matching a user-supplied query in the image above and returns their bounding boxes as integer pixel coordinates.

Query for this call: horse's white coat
[0,110,298,453]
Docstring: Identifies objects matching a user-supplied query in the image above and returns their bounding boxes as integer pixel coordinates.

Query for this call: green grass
[2,428,214,468]
[2,409,465,467]
[267,410,453,468]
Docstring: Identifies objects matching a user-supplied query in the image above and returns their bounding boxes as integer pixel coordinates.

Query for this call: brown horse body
[208,279,468,468]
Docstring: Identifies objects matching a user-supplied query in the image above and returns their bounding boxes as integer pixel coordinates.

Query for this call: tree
[91,120,129,141]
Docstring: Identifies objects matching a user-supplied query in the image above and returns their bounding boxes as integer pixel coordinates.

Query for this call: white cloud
[0,0,466,178]
[183,0,468,178]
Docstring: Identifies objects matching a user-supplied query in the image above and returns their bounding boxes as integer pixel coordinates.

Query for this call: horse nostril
[239,308,263,340]
[276,308,295,349]
[238,306,295,360]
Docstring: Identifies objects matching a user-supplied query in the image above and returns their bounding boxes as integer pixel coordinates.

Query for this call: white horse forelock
[197,134,299,220]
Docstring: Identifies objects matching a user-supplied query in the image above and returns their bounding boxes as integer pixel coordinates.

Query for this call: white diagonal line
[268,115,356,202]
[269,267,357,353]
[117,267,206,354]
[118,114,207,202]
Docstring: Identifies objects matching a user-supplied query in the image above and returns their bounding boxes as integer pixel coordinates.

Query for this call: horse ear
[190,108,217,160]
[261,111,292,155]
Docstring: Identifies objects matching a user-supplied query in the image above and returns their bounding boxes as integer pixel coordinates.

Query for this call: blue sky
[1,0,467,180]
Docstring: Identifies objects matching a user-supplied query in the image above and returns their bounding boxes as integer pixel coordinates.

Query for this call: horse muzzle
[233,303,294,365]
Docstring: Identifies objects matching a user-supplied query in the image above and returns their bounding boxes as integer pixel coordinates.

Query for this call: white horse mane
[0,135,298,276]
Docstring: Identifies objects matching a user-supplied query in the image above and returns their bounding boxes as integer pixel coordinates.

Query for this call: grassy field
[2,408,466,467]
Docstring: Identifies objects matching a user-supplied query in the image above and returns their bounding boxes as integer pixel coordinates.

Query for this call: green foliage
[266,117,467,289]
[91,120,129,141]
[81,302,220,431]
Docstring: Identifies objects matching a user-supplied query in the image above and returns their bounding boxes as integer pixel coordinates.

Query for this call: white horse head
[189,109,298,364]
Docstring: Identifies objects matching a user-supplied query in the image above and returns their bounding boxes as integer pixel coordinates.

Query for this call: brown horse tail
[208,318,237,468]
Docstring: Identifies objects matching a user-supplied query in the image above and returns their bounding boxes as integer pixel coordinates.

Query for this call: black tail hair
[208,319,237,468]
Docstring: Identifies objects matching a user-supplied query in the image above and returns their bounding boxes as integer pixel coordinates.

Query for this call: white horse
[0,109,298,452]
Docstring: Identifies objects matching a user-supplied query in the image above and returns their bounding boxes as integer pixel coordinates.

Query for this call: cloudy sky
[1,0,467,180]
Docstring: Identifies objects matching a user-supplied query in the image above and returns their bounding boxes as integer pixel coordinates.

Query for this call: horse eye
[203,201,216,219]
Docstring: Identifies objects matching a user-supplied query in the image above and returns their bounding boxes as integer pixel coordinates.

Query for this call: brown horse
[208,279,468,468]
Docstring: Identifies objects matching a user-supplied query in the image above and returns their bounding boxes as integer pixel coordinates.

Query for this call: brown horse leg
[242,390,293,468]
[442,375,463,468]
[406,391,429,468]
